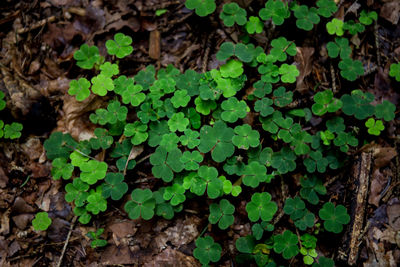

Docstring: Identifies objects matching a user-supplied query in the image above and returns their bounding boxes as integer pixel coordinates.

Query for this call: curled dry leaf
[380,1,400,25]
[294,47,314,93]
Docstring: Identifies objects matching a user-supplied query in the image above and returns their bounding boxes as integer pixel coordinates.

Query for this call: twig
[56,216,78,267]
[330,64,337,94]
[202,32,214,73]
[136,153,153,165]
[324,174,341,188]
[348,152,372,266]
[374,20,381,67]
[17,16,56,34]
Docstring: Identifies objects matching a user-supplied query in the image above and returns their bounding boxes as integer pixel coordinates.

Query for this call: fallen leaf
[387,198,400,231]
[12,214,34,230]
[380,1,400,25]
[368,169,387,206]
[294,47,314,93]
[143,247,200,267]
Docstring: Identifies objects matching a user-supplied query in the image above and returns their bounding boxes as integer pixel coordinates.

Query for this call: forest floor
[0,0,400,266]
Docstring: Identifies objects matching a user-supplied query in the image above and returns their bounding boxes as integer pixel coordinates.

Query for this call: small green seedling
[319,202,350,233]
[316,0,338,18]
[359,10,377,26]
[246,16,263,34]
[259,0,290,26]
[338,58,364,81]
[87,228,108,248]
[185,0,216,17]
[208,199,235,229]
[375,100,396,121]
[300,176,326,205]
[68,78,91,101]
[293,5,320,31]
[105,33,133,58]
[124,188,156,220]
[389,63,400,82]
[273,230,299,259]
[312,90,342,116]
[246,192,277,222]
[193,236,222,265]
[343,20,365,35]
[340,89,375,120]
[365,118,384,136]
[73,44,100,69]
[32,212,52,231]
[326,18,344,36]
[4,122,23,139]
[220,2,247,27]
[326,37,351,59]
[102,173,128,201]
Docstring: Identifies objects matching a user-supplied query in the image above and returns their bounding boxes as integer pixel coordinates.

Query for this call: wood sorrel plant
[42,0,397,265]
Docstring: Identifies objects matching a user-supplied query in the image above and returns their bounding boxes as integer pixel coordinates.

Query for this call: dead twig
[348,152,372,266]
[56,216,78,267]
[330,63,337,94]
[202,32,214,73]
[17,16,56,34]
[374,21,381,67]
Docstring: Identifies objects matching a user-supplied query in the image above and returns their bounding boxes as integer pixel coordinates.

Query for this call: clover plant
[42,5,398,264]
[32,212,52,231]
[87,228,108,248]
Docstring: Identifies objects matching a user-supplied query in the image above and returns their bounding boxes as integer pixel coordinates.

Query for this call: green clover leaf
[198,121,235,162]
[333,131,358,152]
[73,44,100,69]
[246,192,277,222]
[300,176,326,205]
[338,58,364,81]
[316,0,338,18]
[51,157,74,180]
[32,212,52,231]
[64,178,89,207]
[73,207,91,224]
[220,2,247,27]
[253,80,272,98]
[259,62,280,83]
[185,0,216,17]
[124,121,148,145]
[343,20,365,35]
[279,64,299,83]
[271,147,296,174]
[171,90,191,108]
[319,202,350,233]
[148,121,169,147]
[295,210,316,231]
[294,5,320,31]
[124,188,156,220]
[312,256,335,267]
[168,112,189,132]
[221,97,248,123]
[340,89,374,119]
[326,37,351,59]
[375,100,396,121]
[79,160,108,185]
[219,176,242,196]
[326,117,345,133]
[180,150,203,170]
[209,199,235,230]
[176,69,201,96]
[300,247,318,265]
[326,18,344,36]
[180,129,200,149]
[273,230,299,259]
[91,74,114,96]
[197,166,223,199]
[232,124,260,150]
[273,86,293,107]
[303,150,329,173]
[259,0,290,26]
[359,10,377,26]
[246,16,263,34]
[365,118,384,136]
[135,65,156,90]
[269,37,297,62]
[90,128,113,150]
[312,90,343,116]
[255,97,274,116]
[0,91,6,111]
[4,122,23,139]
[389,62,400,81]
[102,173,128,201]
[105,33,133,58]
[121,83,145,107]
[68,78,91,101]
[150,146,183,182]
[242,161,269,188]
[160,132,180,152]
[252,221,274,240]
[163,183,186,206]
[87,191,108,215]
[193,236,222,265]
[99,62,119,77]
[220,59,243,78]
[284,196,306,220]
[216,42,235,61]
[291,130,312,155]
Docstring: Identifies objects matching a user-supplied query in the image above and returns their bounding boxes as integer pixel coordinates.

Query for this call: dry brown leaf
[143,247,200,267]
[368,169,387,206]
[295,47,314,93]
[387,199,400,231]
[380,1,400,25]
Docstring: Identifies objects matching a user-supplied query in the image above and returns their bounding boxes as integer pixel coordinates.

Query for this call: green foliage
[246,192,277,222]
[316,0,337,18]
[87,228,108,248]
[273,230,299,259]
[375,100,396,121]
[300,176,326,205]
[0,91,6,111]
[91,74,114,96]
[389,63,400,81]
[326,18,344,36]
[150,146,183,182]
[341,90,374,119]
[338,58,364,81]
[163,183,186,206]
[246,16,263,34]
[319,202,350,233]
[220,3,247,27]
[193,236,222,265]
[68,78,91,101]
[73,44,100,69]
[221,97,248,123]
[4,122,23,139]
[105,33,133,58]
[359,10,377,26]
[259,0,290,26]
[102,173,128,201]
[343,20,365,35]
[209,199,235,229]
[44,132,77,160]
[185,0,216,17]
[180,150,203,170]
[293,5,320,31]
[233,124,260,150]
[279,64,299,83]
[269,37,297,63]
[32,212,52,231]
[51,158,74,180]
[312,256,335,267]
[220,59,244,78]
[124,121,148,145]
[124,188,156,220]
[326,37,351,59]
[365,118,384,136]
